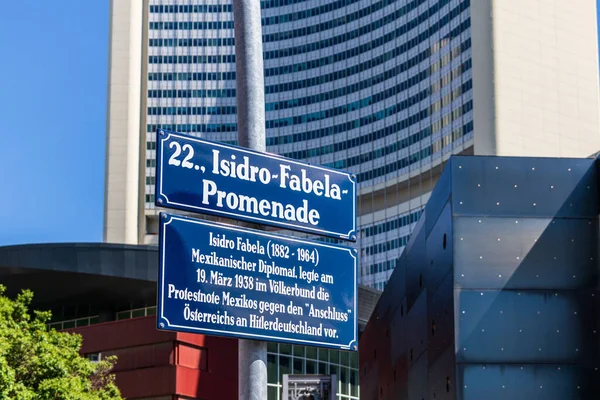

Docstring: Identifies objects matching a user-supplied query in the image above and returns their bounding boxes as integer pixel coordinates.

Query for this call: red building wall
[68,316,238,399]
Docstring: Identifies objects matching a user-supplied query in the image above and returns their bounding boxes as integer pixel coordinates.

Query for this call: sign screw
[157,198,163,204]
[162,213,168,220]
[353,248,358,254]
[352,174,357,180]
[159,130,165,135]
[351,235,356,241]
[159,323,164,328]
[353,345,357,350]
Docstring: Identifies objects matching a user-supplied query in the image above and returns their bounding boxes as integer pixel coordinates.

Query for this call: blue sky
[0,2,599,246]
[0,1,108,245]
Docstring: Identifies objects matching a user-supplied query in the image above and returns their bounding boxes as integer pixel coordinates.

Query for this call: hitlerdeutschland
[250,315,322,336]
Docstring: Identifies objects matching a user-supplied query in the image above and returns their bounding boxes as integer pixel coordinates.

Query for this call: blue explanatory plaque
[155,129,357,241]
[157,212,358,351]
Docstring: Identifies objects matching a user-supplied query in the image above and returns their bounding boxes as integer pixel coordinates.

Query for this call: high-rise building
[104,0,600,291]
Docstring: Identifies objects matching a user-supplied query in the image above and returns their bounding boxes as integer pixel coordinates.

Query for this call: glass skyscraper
[103,0,599,398]
[106,0,600,289]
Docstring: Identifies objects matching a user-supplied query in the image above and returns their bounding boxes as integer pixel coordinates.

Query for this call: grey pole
[233,0,266,153]
[232,0,268,399]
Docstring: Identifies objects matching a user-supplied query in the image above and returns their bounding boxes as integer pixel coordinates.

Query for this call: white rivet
[557,330,560,333]
[519,329,522,332]
[496,202,500,206]
[539,348,542,351]
[540,386,543,389]
[537,311,540,314]
[502,385,505,389]
[462,311,465,314]
[481,292,484,295]
[536,275,539,278]
[497,238,501,241]
[576,349,579,352]
[558,367,561,370]
[459,166,462,169]
[550,185,554,189]
[532,167,535,170]
[460,201,463,205]
[501,348,504,351]
[483,366,486,369]
[482,329,485,332]
[464,385,467,388]
[498,274,502,278]
[578,386,580,389]
[515,220,519,224]
[514,184,518,188]
[478,220,482,223]
[495,166,498,169]
[573,275,576,278]
[554,257,557,260]
[516,256,520,260]
[574,311,578,315]
[521,367,524,370]
[461,274,464,277]
[533,203,536,206]
[479,256,483,259]
[464,348,467,351]
[568,168,571,171]
[460,237,464,240]
[594,330,597,334]
[477,184,481,187]
[500,311,503,314]
[572,239,575,242]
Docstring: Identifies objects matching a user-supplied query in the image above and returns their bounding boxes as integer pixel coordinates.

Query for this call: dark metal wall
[359,155,600,399]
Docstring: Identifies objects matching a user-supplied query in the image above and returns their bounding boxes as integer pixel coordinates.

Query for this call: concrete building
[104,0,599,292]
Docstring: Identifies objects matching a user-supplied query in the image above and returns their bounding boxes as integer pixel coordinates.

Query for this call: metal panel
[457,364,600,400]
[405,218,427,311]
[455,290,600,363]
[454,217,599,290]
[405,290,428,370]
[425,201,454,299]
[390,297,408,368]
[407,351,428,400]
[428,347,456,400]
[428,272,455,366]
[425,160,453,237]
[451,156,598,218]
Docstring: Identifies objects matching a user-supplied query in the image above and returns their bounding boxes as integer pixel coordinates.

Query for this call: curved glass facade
[144,0,474,292]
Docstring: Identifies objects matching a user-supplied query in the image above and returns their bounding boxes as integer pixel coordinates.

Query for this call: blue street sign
[155,129,357,241]
[157,212,358,351]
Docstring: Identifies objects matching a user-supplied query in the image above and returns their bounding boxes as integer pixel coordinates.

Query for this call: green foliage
[0,285,123,400]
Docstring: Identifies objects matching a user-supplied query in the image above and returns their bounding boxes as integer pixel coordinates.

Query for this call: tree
[0,285,123,399]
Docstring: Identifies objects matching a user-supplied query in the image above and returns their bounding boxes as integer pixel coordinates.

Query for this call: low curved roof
[0,243,158,309]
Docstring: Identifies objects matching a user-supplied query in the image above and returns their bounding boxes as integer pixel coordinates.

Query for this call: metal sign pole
[232,0,268,399]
